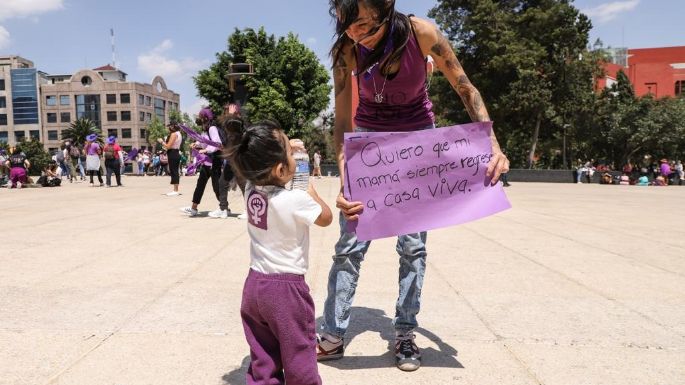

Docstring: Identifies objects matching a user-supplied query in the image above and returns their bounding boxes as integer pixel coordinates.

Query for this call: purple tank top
[354,31,434,132]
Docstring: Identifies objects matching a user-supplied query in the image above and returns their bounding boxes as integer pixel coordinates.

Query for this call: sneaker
[99,183,104,187]
[316,333,344,361]
[208,208,229,219]
[237,212,248,220]
[180,206,198,217]
[165,191,180,196]
[395,331,421,371]
[89,183,94,187]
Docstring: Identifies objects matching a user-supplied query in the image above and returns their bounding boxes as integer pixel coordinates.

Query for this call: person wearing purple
[84,133,103,187]
[229,120,333,385]
[5,145,30,188]
[659,159,671,185]
[317,0,510,371]
[180,108,222,216]
[103,136,124,187]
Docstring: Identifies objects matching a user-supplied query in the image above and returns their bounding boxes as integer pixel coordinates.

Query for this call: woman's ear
[272,162,285,179]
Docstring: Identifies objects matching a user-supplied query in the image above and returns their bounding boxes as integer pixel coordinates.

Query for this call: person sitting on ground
[37,160,61,187]
[636,175,649,186]
[653,175,667,186]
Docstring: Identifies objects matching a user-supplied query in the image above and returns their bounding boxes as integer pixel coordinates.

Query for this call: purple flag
[343,122,511,241]
[180,124,221,148]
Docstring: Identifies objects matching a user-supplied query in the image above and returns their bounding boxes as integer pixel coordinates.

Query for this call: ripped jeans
[321,212,427,338]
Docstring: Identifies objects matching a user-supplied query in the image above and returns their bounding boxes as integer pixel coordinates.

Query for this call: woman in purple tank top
[317,0,510,372]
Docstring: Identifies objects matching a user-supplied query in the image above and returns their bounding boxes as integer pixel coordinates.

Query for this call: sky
[0,0,682,116]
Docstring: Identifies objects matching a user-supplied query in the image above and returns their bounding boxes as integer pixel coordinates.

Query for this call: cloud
[137,39,208,80]
[582,0,640,23]
[0,26,10,49]
[183,98,208,117]
[0,0,64,21]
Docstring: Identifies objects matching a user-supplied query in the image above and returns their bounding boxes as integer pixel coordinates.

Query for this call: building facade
[40,65,180,152]
[598,46,685,98]
[0,55,42,145]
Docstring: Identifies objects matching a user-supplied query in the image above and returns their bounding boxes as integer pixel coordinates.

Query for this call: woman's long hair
[329,0,411,76]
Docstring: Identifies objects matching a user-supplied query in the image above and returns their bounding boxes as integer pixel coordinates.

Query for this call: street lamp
[563,124,570,169]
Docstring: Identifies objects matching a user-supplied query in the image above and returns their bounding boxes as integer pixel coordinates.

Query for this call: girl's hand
[289,139,305,152]
[336,190,364,221]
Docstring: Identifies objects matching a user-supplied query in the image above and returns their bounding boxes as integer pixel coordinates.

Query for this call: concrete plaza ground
[1,175,684,385]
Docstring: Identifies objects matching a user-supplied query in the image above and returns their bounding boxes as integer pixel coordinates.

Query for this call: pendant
[374,93,384,103]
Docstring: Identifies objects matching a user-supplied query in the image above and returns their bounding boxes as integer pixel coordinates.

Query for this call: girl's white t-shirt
[246,184,321,275]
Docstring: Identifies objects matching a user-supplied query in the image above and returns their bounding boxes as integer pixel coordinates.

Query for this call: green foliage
[61,118,102,146]
[146,116,167,152]
[17,139,51,175]
[429,0,599,168]
[194,27,332,140]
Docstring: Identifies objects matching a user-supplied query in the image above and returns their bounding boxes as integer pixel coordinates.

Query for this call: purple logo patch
[247,190,268,230]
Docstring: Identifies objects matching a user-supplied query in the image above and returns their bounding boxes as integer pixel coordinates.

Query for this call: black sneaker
[395,331,421,371]
[316,333,344,361]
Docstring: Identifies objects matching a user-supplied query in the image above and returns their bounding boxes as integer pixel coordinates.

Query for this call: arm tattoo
[454,74,489,122]
[333,56,349,98]
[430,30,463,72]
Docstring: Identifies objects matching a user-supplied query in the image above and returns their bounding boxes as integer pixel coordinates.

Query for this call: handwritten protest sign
[343,122,511,241]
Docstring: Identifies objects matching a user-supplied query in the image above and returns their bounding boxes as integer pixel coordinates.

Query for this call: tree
[146,116,167,152]
[61,118,102,146]
[194,28,331,139]
[17,139,51,175]
[429,0,599,168]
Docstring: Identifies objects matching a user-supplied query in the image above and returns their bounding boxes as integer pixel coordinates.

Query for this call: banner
[343,122,511,241]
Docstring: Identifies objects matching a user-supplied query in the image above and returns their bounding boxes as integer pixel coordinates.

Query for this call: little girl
[229,120,332,385]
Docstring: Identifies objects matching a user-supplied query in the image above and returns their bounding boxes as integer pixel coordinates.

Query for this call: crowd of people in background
[576,157,684,186]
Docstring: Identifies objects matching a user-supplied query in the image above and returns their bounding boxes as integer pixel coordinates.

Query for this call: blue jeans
[321,124,433,338]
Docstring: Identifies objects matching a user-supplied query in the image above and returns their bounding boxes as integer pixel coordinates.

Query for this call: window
[75,94,101,128]
[15,131,25,142]
[0,79,4,90]
[0,96,5,108]
[107,129,118,138]
[0,131,7,143]
[676,80,685,97]
[122,128,132,138]
[139,111,145,122]
[47,113,57,123]
[106,94,116,104]
[107,111,118,121]
[120,93,130,104]
[645,82,657,96]
[138,94,144,105]
[46,95,57,106]
[48,130,58,140]
[60,112,71,123]
[11,68,39,124]
[154,98,165,121]
[60,95,70,105]
[146,112,152,121]
[81,76,92,86]
[0,114,6,125]
[121,111,131,121]
[145,96,151,106]
[29,130,40,140]
[140,128,146,139]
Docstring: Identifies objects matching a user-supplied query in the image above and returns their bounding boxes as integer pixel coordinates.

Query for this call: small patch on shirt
[247,190,268,230]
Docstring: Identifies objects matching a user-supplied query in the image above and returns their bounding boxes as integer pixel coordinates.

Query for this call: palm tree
[61,118,103,146]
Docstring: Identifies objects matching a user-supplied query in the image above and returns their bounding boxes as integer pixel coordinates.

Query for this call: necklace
[369,66,388,103]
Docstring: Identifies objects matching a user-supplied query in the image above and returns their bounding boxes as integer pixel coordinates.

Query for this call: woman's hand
[289,139,305,153]
[486,151,510,185]
[336,190,364,221]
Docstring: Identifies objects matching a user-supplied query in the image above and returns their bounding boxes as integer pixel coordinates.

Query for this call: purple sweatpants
[10,167,27,188]
[241,269,321,385]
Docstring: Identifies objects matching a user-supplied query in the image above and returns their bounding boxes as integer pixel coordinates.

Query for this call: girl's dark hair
[167,123,181,132]
[329,0,411,76]
[228,120,290,186]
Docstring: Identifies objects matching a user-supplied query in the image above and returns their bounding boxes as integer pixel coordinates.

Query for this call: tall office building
[0,55,43,145]
[40,65,180,153]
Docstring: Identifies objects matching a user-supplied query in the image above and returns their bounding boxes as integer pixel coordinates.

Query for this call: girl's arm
[308,183,333,227]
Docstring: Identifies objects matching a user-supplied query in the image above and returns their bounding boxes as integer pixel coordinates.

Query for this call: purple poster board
[343,122,511,241]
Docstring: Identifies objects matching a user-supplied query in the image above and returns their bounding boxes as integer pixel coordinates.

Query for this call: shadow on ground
[221,306,461,384]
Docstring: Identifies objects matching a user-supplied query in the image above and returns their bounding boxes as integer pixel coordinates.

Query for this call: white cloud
[582,0,640,23]
[183,98,208,117]
[0,26,10,49]
[0,0,64,21]
[307,37,317,46]
[137,39,208,80]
